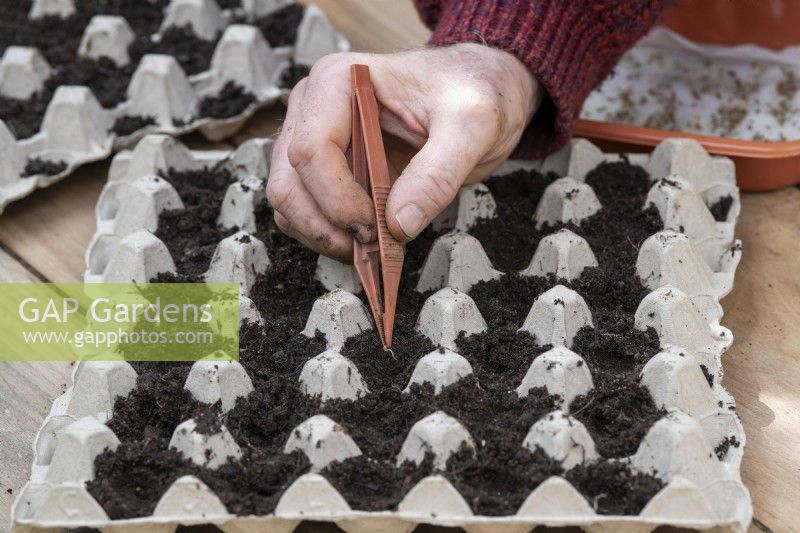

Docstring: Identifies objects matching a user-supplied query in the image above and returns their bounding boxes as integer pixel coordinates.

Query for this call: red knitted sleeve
[412,0,670,158]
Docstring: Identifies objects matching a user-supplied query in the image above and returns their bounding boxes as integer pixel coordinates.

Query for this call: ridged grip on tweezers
[350,64,404,347]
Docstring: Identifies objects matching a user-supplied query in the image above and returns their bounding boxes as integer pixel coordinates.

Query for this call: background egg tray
[0,0,347,212]
[12,135,749,532]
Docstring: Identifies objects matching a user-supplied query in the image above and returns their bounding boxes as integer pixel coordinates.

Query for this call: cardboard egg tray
[12,135,750,532]
[0,0,347,213]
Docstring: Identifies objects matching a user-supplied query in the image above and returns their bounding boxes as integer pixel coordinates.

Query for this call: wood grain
[0,161,107,281]
[0,248,72,530]
[299,0,429,52]
[720,188,800,532]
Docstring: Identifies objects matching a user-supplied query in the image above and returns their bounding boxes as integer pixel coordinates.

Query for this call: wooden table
[0,2,797,531]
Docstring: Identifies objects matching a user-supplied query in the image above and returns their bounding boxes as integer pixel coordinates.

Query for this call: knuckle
[265,172,295,214]
[309,52,352,76]
[420,165,461,209]
[286,139,316,172]
[463,99,502,135]
[308,51,373,80]
[286,78,308,105]
[273,212,291,233]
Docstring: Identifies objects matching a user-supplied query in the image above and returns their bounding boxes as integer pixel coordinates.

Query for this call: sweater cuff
[425,1,665,158]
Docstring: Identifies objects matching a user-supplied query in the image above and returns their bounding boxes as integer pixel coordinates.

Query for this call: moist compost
[0,91,51,140]
[142,25,219,76]
[111,115,156,136]
[569,373,665,458]
[198,82,255,119]
[566,460,665,515]
[464,160,665,457]
[709,195,734,222]
[714,435,741,460]
[280,62,310,89]
[252,4,305,48]
[154,166,238,279]
[22,157,66,177]
[88,160,694,519]
[701,364,715,387]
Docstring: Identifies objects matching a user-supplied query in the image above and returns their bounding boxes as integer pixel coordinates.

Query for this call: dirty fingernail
[395,204,426,239]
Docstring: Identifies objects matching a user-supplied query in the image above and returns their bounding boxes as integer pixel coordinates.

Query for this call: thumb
[385,124,486,242]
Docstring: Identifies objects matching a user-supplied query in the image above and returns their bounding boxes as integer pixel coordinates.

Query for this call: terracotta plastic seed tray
[0,0,348,213]
[578,0,800,192]
[14,135,749,532]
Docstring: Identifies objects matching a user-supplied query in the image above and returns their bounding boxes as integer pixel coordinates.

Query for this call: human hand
[267,43,541,262]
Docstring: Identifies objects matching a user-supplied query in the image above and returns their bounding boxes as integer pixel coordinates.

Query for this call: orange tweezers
[350,64,404,348]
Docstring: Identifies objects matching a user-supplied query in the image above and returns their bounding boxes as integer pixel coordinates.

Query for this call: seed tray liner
[14,136,748,531]
[0,0,348,214]
[581,27,800,142]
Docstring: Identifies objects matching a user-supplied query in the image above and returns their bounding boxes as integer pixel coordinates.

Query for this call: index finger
[287,53,377,243]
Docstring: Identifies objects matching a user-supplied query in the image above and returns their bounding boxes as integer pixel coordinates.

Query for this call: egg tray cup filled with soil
[12,135,749,532]
[0,0,348,213]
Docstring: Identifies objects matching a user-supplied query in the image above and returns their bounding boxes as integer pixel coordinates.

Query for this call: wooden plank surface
[0,249,73,530]
[301,0,429,52]
[721,188,800,532]
[0,161,108,281]
[0,2,797,532]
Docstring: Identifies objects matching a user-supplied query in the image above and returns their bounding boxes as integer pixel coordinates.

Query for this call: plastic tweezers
[350,64,404,348]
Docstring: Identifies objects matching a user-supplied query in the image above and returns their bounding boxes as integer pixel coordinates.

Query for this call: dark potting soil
[0,4,93,68]
[47,56,135,108]
[106,363,197,442]
[0,57,135,139]
[566,460,665,515]
[463,161,665,458]
[143,25,219,76]
[460,277,662,461]
[22,157,66,177]
[90,320,324,518]
[569,372,665,458]
[714,435,741,460]
[280,63,310,89]
[90,159,674,518]
[470,159,662,275]
[111,115,156,136]
[700,364,715,388]
[253,4,305,48]
[154,166,238,279]
[0,91,51,139]
[193,407,224,435]
[467,168,557,271]
[198,82,255,119]
[708,195,734,222]
[89,432,313,519]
